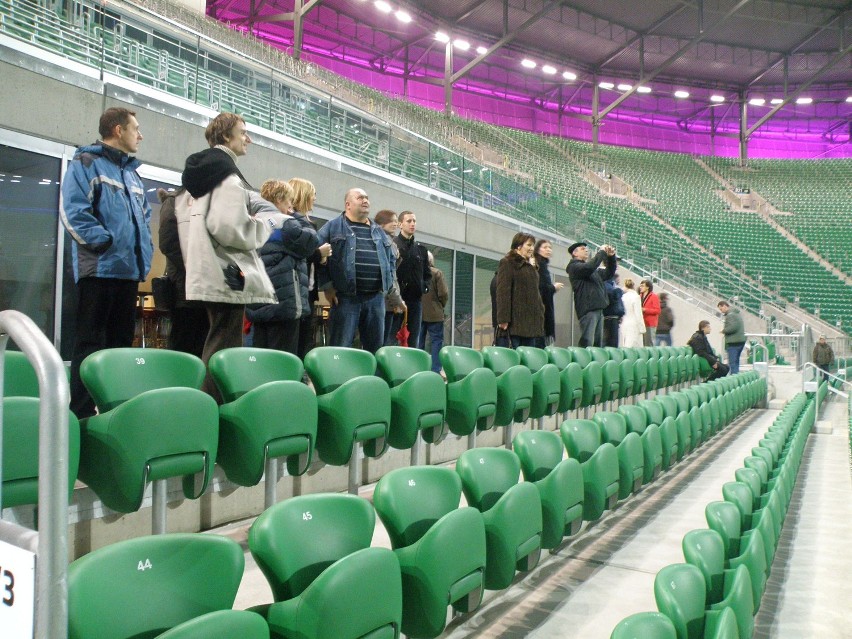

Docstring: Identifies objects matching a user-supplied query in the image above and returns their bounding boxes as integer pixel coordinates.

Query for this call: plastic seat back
[2,397,80,508]
[601,360,621,403]
[658,416,679,470]
[618,404,648,435]
[618,360,635,399]
[373,466,486,636]
[588,346,610,363]
[208,347,303,401]
[156,610,270,639]
[611,612,677,639]
[456,448,543,589]
[632,358,649,395]
[594,411,628,446]
[560,419,602,463]
[705,501,742,559]
[82,348,205,412]
[581,361,603,407]
[568,346,592,368]
[441,346,486,380]
[556,362,584,413]
[210,349,317,483]
[517,346,561,419]
[513,430,564,482]
[640,424,663,483]
[545,345,572,370]
[637,399,665,427]
[4,351,40,397]
[79,350,219,513]
[376,346,447,448]
[654,563,707,639]
[606,347,626,363]
[656,394,680,420]
[682,529,729,603]
[68,534,244,639]
[722,481,755,530]
[304,348,390,465]
[482,346,533,426]
[248,493,375,601]
[304,347,377,394]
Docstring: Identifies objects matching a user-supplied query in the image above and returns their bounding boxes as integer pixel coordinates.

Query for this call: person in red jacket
[639,279,661,347]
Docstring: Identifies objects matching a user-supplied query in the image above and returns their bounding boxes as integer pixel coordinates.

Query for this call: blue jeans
[511,335,539,349]
[419,321,444,373]
[578,310,604,347]
[726,343,745,375]
[655,333,672,346]
[329,292,385,353]
[384,311,402,346]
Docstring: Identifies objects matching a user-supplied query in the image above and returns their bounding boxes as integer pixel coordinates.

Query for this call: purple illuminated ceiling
[208,0,852,159]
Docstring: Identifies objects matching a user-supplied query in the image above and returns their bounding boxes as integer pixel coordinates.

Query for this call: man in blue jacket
[316,187,396,353]
[60,107,153,418]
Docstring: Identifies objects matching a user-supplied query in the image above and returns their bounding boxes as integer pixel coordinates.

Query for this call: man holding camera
[567,242,618,348]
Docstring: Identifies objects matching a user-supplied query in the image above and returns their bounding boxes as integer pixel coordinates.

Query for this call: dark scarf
[181,147,249,198]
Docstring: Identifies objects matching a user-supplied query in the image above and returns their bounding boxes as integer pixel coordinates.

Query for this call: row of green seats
[611,391,815,639]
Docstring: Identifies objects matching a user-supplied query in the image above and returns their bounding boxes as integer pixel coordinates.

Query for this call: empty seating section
[4,0,849,334]
[707,156,852,279]
[610,389,819,638]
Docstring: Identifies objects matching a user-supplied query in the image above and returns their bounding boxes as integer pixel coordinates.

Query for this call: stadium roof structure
[208,0,852,156]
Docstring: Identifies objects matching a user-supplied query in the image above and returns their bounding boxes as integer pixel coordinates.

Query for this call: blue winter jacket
[60,143,153,282]
[316,213,395,297]
[246,212,320,323]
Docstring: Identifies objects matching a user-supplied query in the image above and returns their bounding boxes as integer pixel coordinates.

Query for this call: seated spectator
[688,320,729,381]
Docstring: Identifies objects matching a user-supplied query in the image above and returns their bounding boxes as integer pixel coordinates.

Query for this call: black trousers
[253,318,301,356]
[168,304,209,359]
[69,277,138,418]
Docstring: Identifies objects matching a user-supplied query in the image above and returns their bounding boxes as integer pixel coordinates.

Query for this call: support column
[444,39,453,115]
[294,0,304,60]
[592,79,601,148]
[738,91,748,166]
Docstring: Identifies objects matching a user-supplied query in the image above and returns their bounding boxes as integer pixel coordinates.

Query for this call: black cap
[568,241,588,254]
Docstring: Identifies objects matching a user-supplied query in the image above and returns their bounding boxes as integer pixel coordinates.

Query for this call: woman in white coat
[620,278,646,348]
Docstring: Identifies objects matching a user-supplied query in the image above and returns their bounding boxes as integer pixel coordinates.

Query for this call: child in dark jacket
[246,180,320,355]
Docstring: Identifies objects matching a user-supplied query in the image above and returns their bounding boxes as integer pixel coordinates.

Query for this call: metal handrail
[0,310,69,639]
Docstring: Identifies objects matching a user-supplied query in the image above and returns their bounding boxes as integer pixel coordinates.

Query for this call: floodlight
[710,95,724,103]
[521,59,537,69]
[770,98,784,105]
[476,45,488,55]
[598,81,615,89]
[674,90,689,98]
[795,97,812,105]
[617,83,632,91]
[454,39,470,50]
[636,86,652,94]
[435,31,450,43]
[395,10,411,23]
[562,71,577,81]
[542,65,556,75]
[374,0,392,14]
[749,98,765,106]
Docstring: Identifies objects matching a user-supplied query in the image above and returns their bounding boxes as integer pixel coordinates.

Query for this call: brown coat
[422,266,449,322]
[496,252,545,338]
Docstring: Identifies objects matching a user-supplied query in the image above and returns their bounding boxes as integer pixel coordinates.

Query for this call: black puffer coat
[247,211,320,322]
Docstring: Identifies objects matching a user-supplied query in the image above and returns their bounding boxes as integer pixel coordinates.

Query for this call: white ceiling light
[674,90,689,98]
[710,95,725,103]
[374,0,392,13]
[598,81,615,89]
[749,98,765,106]
[562,71,577,81]
[846,96,852,102]
[795,97,813,105]
[617,83,633,91]
[476,45,488,55]
[542,65,556,75]
[435,31,450,43]
[453,39,470,51]
[521,59,537,69]
[770,98,784,105]
[636,86,652,94]
[395,9,411,23]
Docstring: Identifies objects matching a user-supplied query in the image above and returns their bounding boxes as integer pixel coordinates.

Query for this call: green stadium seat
[560,419,619,520]
[440,346,497,437]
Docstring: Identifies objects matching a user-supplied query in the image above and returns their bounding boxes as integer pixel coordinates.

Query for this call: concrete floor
[214,370,852,639]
